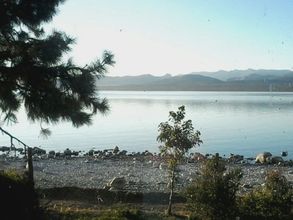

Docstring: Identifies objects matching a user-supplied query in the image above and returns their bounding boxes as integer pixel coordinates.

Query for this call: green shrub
[0,169,39,220]
[239,170,293,219]
[186,154,242,220]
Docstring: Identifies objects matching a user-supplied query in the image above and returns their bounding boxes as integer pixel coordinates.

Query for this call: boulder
[16,148,23,152]
[32,147,46,155]
[113,146,119,154]
[143,150,153,156]
[255,152,272,164]
[193,152,206,162]
[71,151,79,156]
[119,150,127,156]
[228,154,244,163]
[107,177,126,190]
[271,156,284,164]
[88,149,94,156]
[48,150,55,158]
[94,150,102,156]
[64,148,72,157]
[0,146,10,152]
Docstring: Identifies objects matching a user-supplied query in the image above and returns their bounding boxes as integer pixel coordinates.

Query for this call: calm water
[1,91,293,158]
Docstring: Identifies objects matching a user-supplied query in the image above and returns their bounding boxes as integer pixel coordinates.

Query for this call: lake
[1,91,293,158]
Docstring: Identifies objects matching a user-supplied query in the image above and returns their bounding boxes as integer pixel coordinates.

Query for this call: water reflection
[107,93,293,113]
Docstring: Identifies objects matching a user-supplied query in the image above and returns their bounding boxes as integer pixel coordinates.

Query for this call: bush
[0,169,39,220]
[239,170,293,219]
[186,154,242,220]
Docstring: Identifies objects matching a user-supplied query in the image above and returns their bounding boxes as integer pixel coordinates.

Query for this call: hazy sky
[46,0,293,76]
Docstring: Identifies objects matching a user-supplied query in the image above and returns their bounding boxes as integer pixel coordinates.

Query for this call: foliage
[0,169,39,220]
[239,170,293,219]
[0,0,114,128]
[157,105,202,215]
[157,105,202,161]
[186,154,242,220]
[0,168,24,182]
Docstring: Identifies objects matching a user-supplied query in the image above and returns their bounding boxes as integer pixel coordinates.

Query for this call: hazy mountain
[98,69,293,91]
[191,69,293,81]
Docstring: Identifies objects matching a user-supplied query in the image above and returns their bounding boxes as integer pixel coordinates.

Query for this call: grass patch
[41,204,186,220]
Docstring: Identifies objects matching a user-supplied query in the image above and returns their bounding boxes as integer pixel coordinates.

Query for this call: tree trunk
[167,166,175,215]
[27,147,34,186]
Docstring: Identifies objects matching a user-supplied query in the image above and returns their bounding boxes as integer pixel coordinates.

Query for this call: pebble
[1,156,293,193]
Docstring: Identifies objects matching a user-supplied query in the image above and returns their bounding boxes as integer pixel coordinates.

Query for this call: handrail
[0,127,28,156]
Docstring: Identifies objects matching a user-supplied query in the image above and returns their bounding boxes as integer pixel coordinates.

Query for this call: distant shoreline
[99,88,293,92]
[98,70,293,92]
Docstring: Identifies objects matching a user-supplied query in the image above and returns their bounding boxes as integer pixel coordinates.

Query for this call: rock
[71,151,79,156]
[48,151,55,156]
[281,151,288,157]
[64,148,72,157]
[94,150,101,156]
[0,146,10,152]
[242,183,253,189]
[246,157,255,161]
[143,150,153,156]
[32,147,46,155]
[193,152,206,162]
[134,152,141,157]
[152,162,160,168]
[271,156,284,164]
[88,150,94,156]
[228,154,244,163]
[119,150,127,156]
[16,148,23,152]
[107,177,126,190]
[113,146,119,154]
[255,152,272,164]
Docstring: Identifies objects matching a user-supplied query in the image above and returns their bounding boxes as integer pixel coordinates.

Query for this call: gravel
[1,156,293,193]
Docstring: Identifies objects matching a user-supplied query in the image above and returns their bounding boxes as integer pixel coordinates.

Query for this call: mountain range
[98,69,293,91]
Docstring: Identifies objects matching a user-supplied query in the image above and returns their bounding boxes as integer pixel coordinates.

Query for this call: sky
[45,0,293,76]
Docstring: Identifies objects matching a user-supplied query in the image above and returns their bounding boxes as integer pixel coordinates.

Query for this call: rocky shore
[1,147,293,193]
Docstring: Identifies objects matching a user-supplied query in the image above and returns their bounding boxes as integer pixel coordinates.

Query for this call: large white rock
[255,152,272,164]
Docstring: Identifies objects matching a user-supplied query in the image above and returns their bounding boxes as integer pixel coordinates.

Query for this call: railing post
[27,147,34,186]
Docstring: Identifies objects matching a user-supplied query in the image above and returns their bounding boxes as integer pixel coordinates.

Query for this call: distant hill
[98,69,293,91]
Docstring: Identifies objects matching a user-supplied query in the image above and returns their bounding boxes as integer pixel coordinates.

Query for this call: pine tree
[0,0,115,130]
